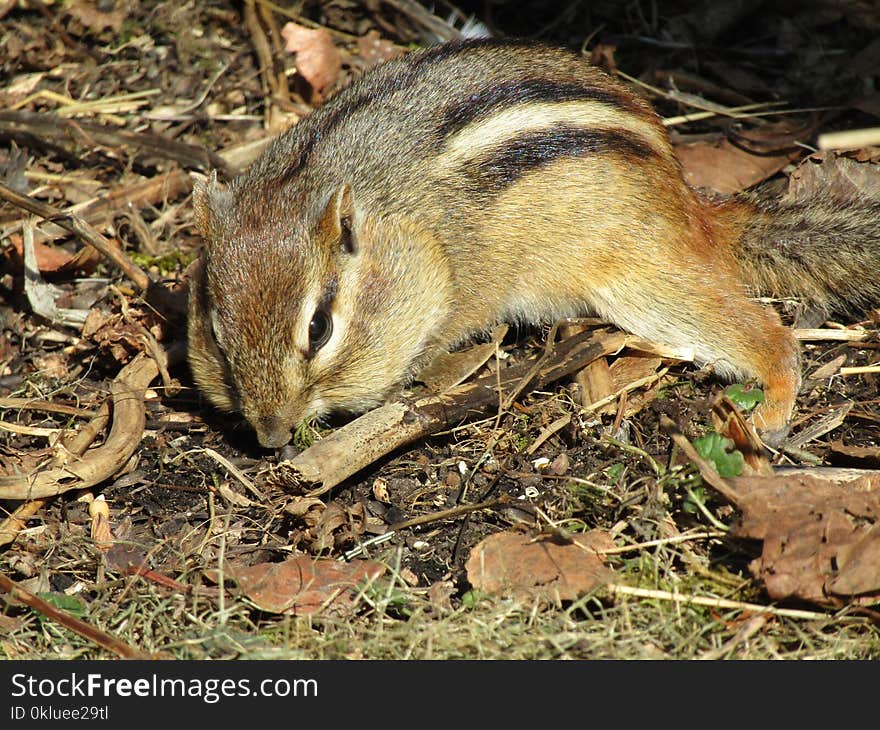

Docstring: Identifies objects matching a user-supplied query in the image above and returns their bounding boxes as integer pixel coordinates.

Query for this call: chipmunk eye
[308,308,333,352]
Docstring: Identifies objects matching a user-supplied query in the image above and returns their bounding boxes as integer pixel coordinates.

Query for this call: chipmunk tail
[716,192,880,318]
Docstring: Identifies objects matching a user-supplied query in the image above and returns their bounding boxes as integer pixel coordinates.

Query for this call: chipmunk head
[187,173,452,448]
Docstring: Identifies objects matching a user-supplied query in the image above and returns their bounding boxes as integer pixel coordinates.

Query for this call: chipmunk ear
[319,183,356,254]
[192,171,232,242]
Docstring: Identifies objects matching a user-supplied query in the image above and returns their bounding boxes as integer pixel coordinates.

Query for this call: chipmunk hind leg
[590,269,801,436]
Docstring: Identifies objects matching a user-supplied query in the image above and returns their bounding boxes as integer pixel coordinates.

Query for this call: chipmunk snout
[254,415,293,449]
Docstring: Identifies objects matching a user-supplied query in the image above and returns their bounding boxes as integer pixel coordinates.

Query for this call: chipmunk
[188,38,880,449]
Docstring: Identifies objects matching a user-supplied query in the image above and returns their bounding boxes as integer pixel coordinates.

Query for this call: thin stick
[0,182,151,292]
[606,584,831,620]
[840,364,880,376]
[0,397,97,418]
[273,329,628,495]
[596,530,727,556]
[0,571,153,658]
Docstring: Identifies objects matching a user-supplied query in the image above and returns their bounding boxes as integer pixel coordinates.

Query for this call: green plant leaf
[35,593,87,621]
[693,432,744,477]
[724,383,765,411]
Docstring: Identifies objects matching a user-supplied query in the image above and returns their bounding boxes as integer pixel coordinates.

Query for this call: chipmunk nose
[254,416,292,449]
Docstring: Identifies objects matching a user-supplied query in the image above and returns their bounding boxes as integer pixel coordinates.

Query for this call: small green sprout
[693,431,744,478]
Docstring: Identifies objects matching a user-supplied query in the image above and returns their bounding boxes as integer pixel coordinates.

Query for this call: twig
[594,530,727,556]
[0,182,151,292]
[525,414,571,455]
[606,584,831,620]
[818,128,880,150]
[341,496,512,560]
[840,364,880,376]
[0,345,182,500]
[244,0,281,102]
[0,571,154,658]
[0,397,113,547]
[0,398,97,418]
[203,447,266,501]
[794,328,868,342]
[380,0,461,41]
[0,109,230,175]
[389,495,512,532]
[17,169,192,246]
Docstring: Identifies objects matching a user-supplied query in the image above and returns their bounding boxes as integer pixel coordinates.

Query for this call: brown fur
[187,39,880,447]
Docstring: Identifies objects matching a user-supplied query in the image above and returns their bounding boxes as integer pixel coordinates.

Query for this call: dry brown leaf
[308,500,368,553]
[576,357,614,410]
[783,151,880,205]
[674,137,799,194]
[283,495,326,521]
[67,0,126,33]
[221,556,385,615]
[6,233,101,274]
[609,355,662,390]
[355,30,404,69]
[809,354,847,380]
[280,23,341,98]
[84,313,146,363]
[607,355,663,418]
[828,440,880,469]
[466,528,615,603]
[727,469,880,605]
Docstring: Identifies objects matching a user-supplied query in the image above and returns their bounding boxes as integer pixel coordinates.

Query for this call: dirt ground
[1,0,880,660]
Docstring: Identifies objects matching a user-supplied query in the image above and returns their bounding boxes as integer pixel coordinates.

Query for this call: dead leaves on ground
[208,557,386,616]
[679,399,880,609]
[466,528,615,605]
[280,23,342,101]
[728,469,880,605]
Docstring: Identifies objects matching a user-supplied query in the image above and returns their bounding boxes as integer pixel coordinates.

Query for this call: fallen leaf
[355,31,404,69]
[221,556,386,615]
[727,469,880,605]
[576,357,614,410]
[827,441,880,469]
[466,528,615,603]
[85,314,146,363]
[280,23,341,98]
[67,0,126,33]
[710,395,772,475]
[782,151,880,205]
[674,137,799,195]
[417,325,507,392]
[6,233,100,274]
[809,354,847,380]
